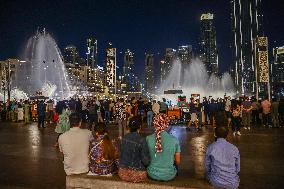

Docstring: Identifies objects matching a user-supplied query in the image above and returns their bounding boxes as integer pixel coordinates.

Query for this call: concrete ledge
[66,174,213,189]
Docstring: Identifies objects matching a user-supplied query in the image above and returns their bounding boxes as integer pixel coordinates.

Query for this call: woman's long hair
[96,123,117,160]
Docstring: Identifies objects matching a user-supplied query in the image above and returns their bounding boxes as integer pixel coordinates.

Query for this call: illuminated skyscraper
[272,46,284,96]
[86,38,98,68]
[123,49,134,91]
[177,45,192,65]
[230,0,264,94]
[145,53,155,92]
[105,42,116,92]
[123,49,134,77]
[160,48,176,84]
[64,46,79,64]
[199,13,218,75]
[177,45,192,85]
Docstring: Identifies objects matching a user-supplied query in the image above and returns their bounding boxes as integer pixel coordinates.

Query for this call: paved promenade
[0,122,284,188]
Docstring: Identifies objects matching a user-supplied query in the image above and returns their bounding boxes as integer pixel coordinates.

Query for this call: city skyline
[0,0,284,80]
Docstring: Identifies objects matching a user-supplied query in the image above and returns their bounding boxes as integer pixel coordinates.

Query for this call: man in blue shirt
[205,127,240,189]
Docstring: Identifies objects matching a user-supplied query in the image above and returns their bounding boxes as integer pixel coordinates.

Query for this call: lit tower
[105,42,116,94]
[272,47,284,97]
[199,13,218,75]
[230,0,264,94]
[123,49,134,92]
[86,38,98,68]
[145,53,155,92]
[63,45,79,64]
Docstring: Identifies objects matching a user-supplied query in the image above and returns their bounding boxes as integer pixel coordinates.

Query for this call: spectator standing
[88,101,99,130]
[23,101,31,124]
[152,100,160,115]
[241,97,253,130]
[271,98,279,128]
[159,98,168,114]
[37,100,46,128]
[17,103,24,122]
[115,98,127,139]
[145,101,153,128]
[187,98,199,131]
[137,97,144,118]
[55,104,71,147]
[261,97,271,127]
[232,104,241,136]
[202,98,209,125]
[103,100,111,123]
[208,99,217,126]
[251,98,261,126]
[224,97,232,126]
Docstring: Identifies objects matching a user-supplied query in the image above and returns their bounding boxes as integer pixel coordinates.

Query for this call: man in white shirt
[59,113,93,175]
[152,100,160,115]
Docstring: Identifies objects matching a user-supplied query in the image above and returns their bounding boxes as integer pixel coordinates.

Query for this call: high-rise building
[123,49,134,92]
[177,45,192,85]
[272,46,284,96]
[144,53,155,92]
[199,13,218,75]
[105,43,116,92]
[123,49,134,77]
[160,48,176,84]
[63,46,79,64]
[230,0,264,94]
[254,37,270,99]
[86,38,98,68]
[177,45,192,65]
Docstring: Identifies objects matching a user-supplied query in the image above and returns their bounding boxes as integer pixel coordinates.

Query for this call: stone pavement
[0,122,284,189]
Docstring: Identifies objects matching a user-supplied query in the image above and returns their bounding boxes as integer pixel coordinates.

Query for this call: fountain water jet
[15,29,71,99]
[157,58,235,103]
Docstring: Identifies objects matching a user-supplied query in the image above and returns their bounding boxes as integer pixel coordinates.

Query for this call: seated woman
[89,122,118,176]
[146,113,181,181]
[118,116,150,183]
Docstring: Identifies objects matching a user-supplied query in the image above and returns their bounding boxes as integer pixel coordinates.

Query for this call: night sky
[0,0,284,79]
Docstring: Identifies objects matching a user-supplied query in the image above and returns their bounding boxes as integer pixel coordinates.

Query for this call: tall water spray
[15,29,71,99]
[158,58,235,102]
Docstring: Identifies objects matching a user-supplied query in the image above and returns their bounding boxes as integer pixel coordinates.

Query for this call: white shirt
[82,100,88,110]
[225,100,231,112]
[59,127,93,175]
[152,103,160,114]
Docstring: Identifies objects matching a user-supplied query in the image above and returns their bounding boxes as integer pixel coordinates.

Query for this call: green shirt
[146,131,181,181]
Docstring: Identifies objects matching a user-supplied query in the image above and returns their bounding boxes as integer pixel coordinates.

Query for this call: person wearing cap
[118,116,150,183]
[205,127,240,189]
[146,113,181,181]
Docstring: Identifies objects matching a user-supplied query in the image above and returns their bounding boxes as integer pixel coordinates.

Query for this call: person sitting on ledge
[118,116,150,183]
[58,113,93,175]
[205,126,240,189]
[146,113,181,181]
[88,122,118,176]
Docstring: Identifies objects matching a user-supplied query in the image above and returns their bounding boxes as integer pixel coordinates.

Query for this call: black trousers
[262,113,270,126]
[252,110,260,125]
[232,117,241,132]
[38,115,45,128]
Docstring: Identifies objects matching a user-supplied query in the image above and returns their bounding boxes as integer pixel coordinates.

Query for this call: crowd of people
[184,95,284,136]
[1,95,284,188]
